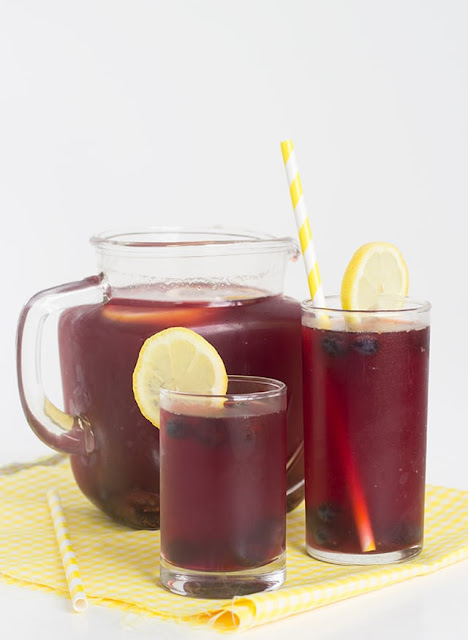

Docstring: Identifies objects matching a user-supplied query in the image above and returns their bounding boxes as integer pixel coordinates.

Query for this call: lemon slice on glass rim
[341,242,409,311]
[132,327,228,428]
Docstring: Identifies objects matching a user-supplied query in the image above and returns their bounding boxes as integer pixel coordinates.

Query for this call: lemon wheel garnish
[341,242,409,310]
[132,327,228,428]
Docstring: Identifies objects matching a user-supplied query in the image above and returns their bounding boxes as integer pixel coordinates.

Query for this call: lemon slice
[132,327,228,428]
[341,242,409,310]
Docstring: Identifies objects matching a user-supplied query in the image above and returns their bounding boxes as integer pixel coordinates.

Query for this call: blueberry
[306,508,340,548]
[317,502,341,524]
[322,336,347,356]
[164,419,192,439]
[352,335,380,355]
[388,521,422,547]
[235,517,285,568]
[313,526,332,546]
[197,424,227,448]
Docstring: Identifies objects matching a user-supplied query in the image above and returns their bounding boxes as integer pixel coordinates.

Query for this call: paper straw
[47,489,88,612]
[281,139,376,552]
[281,139,324,305]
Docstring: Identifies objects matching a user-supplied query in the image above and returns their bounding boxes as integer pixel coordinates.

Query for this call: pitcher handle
[16,275,105,455]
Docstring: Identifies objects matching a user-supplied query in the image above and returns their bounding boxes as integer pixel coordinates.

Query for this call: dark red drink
[159,376,287,597]
[58,287,302,529]
[160,404,286,572]
[302,300,430,563]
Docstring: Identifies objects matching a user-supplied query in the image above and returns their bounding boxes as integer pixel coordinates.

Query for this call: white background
[0,1,467,638]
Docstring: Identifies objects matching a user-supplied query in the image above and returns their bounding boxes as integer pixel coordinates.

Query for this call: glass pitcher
[17,228,304,529]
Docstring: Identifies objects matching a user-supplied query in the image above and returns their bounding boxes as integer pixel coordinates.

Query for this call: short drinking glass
[159,376,287,597]
[302,296,430,565]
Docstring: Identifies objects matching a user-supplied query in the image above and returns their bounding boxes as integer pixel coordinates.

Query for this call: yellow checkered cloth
[0,457,467,633]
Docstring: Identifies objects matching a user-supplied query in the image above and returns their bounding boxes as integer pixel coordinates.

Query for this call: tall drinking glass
[302,296,430,565]
[159,376,287,597]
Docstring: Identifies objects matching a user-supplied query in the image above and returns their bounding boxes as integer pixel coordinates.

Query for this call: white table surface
[1,554,467,639]
[1,446,467,640]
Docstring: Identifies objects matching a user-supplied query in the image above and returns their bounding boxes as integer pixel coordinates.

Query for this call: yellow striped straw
[280,139,376,553]
[281,139,324,306]
[47,489,88,612]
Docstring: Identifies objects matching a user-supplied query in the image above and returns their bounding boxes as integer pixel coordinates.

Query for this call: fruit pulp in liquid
[302,321,430,555]
[160,403,287,571]
[58,288,302,528]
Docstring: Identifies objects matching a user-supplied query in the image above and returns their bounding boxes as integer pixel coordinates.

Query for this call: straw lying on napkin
[0,457,467,633]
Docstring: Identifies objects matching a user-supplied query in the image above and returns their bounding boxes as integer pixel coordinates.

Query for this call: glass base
[160,552,286,598]
[306,544,422,565]
[306,543,422,565]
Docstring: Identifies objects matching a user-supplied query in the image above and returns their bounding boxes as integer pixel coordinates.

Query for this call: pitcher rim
[90,226,299,256]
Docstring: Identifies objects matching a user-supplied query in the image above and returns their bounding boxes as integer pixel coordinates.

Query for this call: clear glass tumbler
[159,376,287,597]
[302,296,431,565]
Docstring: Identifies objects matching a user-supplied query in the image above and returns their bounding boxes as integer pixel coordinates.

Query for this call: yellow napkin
[0,457,467,633]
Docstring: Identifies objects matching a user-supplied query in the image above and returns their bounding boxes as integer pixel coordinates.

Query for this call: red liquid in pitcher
[58,288,302,528]
[160,404,287,572]
[302,322,430,555]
